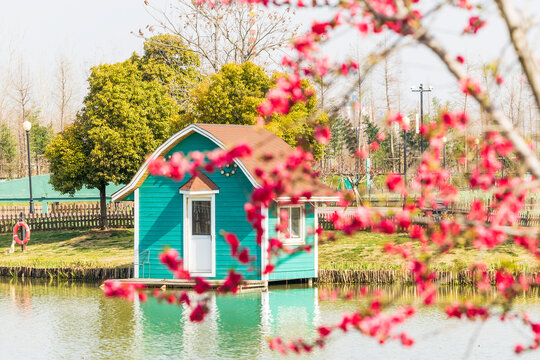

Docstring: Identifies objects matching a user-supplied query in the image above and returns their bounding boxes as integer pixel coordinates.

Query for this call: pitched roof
[180,172,219,192]
[112,124,339,202]
[195,124,293,178]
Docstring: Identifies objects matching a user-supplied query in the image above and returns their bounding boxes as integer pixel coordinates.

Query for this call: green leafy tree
[27,112,54,165]
[265,73,328,159]
[46,58,179,228]
[364,120,393,172]
[0,123,18,177]
[187,62,271,125]
[186,62,327,157]
[326,116,349,159]
[139,34,201,113]
[322,115,356,173]
[325,116,357,165]
[399,119,421,172]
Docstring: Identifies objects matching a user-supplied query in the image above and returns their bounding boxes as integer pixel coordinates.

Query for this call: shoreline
[317,269,540,285]
[0,265,133,280]
[2,266,538,286]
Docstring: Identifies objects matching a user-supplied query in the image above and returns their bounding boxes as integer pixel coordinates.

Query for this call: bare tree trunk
[518,79,523,134]
[495,0,540,112]
[11,60,31,178]
[463,62,470,173]
[99,182,108,230]
[481,65,490,134]
[319,76,325,110]
[147,1,296,73]
[416,27,540,179]
[356,52,363,178]
[384,54,396,172]
[56,58,73,131]
[369,79,375,123]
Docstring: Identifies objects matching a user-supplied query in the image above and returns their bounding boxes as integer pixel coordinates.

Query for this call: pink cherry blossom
[314,126,331,144]
[103,281,146,302]
[459,77,483,95]
[189,302,209,322]
[463,16,486,34]
[194,277,211,294]
[225,232,240,256]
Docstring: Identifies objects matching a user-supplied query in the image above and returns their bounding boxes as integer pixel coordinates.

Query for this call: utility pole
[403,125,407,184]
[355,124,360,181]
[443,136,447,168]
[403,117,411,185]
[350,98,361,183]
[411,84,432,154]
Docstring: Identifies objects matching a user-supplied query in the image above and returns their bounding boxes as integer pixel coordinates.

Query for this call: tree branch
[416,29,540,179]
[494,0,540,111]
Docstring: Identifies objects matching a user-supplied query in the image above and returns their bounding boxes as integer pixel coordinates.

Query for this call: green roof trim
[0,174,125,203]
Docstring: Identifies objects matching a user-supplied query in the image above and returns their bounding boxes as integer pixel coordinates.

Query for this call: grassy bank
[1,228,537,279]
[0,229,133,269]
[318,231,540,274]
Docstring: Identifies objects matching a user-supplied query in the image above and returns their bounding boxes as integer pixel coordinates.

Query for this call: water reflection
[1,278,540,359]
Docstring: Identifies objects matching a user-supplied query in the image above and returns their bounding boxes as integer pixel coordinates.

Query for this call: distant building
[0,174,123,213]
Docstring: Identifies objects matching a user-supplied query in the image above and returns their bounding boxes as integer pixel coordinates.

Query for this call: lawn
[0,229,133,268]
[1,228,537,274]
[318,231,540,273]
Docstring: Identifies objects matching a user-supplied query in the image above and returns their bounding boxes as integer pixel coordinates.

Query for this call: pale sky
[1,0,539,123]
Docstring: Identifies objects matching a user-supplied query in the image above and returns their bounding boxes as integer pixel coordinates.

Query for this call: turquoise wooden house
[112,124,338,283]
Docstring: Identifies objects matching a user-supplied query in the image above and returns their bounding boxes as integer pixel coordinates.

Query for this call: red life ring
[13,222,30,245]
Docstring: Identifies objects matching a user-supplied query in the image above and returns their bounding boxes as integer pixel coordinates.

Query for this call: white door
[188,198,213,275]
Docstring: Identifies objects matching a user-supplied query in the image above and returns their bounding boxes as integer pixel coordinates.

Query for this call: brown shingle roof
[180,172,219,192]
[196,124,337,199]
[196,124,292,176]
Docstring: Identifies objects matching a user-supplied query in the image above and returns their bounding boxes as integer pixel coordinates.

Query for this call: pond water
[1,279,540,360]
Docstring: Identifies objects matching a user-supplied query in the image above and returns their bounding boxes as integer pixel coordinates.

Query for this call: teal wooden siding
[138,132,260,280]
[267,202,316,281]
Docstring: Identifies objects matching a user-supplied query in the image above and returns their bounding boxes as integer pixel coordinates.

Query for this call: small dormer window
[278,205,305,244]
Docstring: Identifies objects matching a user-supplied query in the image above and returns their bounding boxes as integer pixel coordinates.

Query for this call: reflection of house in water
[135,287,319,359]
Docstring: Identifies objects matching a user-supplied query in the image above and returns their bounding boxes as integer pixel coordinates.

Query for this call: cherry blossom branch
[355,1,540,180]
[415,28,540,179]
[494,0,540,111]
[103,1,540,355]
[320,38,410,120]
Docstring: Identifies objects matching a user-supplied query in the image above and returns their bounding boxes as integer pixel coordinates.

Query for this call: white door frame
[181,190,217,277]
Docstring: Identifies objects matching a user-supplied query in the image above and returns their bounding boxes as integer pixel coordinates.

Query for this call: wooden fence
[48,201,134,214]
[0,210,134,233]
[1,205,538,234]
[356,196,540,212]
[319,212,337,231]
[0,201,133,216]
[317,210,540,230]
[0,204,46,215]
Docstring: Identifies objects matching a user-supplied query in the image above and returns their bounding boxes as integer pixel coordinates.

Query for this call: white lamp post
[23,120,34,214]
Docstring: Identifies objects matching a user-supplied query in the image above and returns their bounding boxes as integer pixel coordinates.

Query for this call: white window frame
[278,204,305,245]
